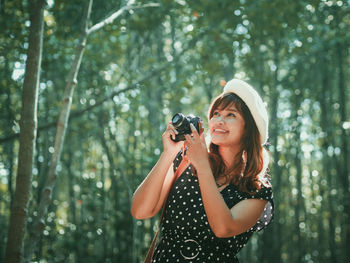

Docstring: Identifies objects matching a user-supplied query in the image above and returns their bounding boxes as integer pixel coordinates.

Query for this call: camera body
[171,113,202,142]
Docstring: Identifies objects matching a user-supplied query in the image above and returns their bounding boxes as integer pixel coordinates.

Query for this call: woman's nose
[215,115,224,123]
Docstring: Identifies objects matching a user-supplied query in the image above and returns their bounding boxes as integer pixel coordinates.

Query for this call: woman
[131,79,274,262]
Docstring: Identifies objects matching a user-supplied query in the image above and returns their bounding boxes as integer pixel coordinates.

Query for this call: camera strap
[144,156,190,263]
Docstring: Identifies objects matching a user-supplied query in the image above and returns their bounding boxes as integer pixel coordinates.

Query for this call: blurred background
[0,0,349,262]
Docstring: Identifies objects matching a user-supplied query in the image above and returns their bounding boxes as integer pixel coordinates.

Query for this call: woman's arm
[130,150,177,219]
[196,161,267,237]
[130,122,183,219]
[184,124,267,237]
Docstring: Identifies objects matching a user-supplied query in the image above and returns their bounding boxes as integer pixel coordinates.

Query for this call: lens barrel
[172,113,185,128]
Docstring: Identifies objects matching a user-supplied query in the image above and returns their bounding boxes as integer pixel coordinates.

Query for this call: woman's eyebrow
[226,108,238,112]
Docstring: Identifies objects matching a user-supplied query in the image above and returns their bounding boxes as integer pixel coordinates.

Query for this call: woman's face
[209,103,245,148]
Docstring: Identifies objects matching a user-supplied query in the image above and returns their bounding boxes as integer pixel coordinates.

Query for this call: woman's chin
[210,137,225,146]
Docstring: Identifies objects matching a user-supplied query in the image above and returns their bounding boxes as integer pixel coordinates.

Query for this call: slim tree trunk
[319,50,338,263]
[98,118,120,261]
[4,56,15,207]
[335,40,349,263]
[4,0,45,262]
[331,7,350,259]
[100,165,108,261]
[293,94,305,263]
[64,145,78,261]
[266,43,282,263]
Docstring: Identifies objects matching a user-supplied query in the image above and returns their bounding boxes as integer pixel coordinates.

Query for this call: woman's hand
[184,123,209,170]
[162,121,184,155]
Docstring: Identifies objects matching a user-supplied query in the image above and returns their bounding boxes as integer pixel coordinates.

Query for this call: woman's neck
[218,145,240,169]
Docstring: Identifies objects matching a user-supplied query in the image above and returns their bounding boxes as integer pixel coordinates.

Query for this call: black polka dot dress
[151,152,274,263]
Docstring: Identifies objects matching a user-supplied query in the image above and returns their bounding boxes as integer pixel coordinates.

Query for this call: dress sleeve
[247,186,274,232]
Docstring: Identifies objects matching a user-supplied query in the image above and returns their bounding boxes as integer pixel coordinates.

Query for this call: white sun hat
[223,79,269,145]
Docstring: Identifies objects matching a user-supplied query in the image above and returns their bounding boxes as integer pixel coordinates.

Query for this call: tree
[5,0,46,262]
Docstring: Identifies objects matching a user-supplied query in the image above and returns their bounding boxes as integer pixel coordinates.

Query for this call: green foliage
[1,0,350,262]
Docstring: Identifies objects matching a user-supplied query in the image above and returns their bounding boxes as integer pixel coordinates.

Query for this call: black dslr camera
[171,113,203,142]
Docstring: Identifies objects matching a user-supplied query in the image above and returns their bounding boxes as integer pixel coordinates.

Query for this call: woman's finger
[167,124,178,135]
[190,123,200,139]
[169,131,176,140]
[199,132,206,144]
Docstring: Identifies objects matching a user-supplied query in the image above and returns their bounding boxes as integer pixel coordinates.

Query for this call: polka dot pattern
[152,151,274,263]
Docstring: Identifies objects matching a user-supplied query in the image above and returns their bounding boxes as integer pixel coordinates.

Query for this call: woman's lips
[212,128,228,134]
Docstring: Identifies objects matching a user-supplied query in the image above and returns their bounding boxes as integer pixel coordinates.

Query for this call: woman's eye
[228,113,236,117]
[213,112,220,116]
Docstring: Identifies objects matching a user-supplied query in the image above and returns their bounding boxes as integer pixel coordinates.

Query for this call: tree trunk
[293,91,305,263]
[4,56,15,208]
[268,44,282,263]
[99,119,123,261]
[319,50,338,263]
[335,40,349,263]
[4,0,45,262]
[331,7,350,259]
[65,145,78,262]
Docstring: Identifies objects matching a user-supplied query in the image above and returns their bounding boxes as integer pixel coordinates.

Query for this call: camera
[171,113,202,142]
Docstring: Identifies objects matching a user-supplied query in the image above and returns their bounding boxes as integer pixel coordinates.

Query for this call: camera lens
[172,113,185,128]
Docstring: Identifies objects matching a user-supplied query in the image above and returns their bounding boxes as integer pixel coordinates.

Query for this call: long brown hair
[208,92,268,193]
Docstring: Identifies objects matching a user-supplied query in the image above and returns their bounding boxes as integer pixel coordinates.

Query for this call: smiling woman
[131,79,274,263]
[207,86,269,194]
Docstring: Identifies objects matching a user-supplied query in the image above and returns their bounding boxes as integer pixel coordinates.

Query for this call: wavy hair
[208,92,269,194]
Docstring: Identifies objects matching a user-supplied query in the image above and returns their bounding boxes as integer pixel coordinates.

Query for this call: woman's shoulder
[247,182,274,232]
[251,183,273,202]
[229,179,273,202]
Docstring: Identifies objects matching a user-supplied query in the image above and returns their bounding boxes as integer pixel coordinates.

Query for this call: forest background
[0,0,349,262]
